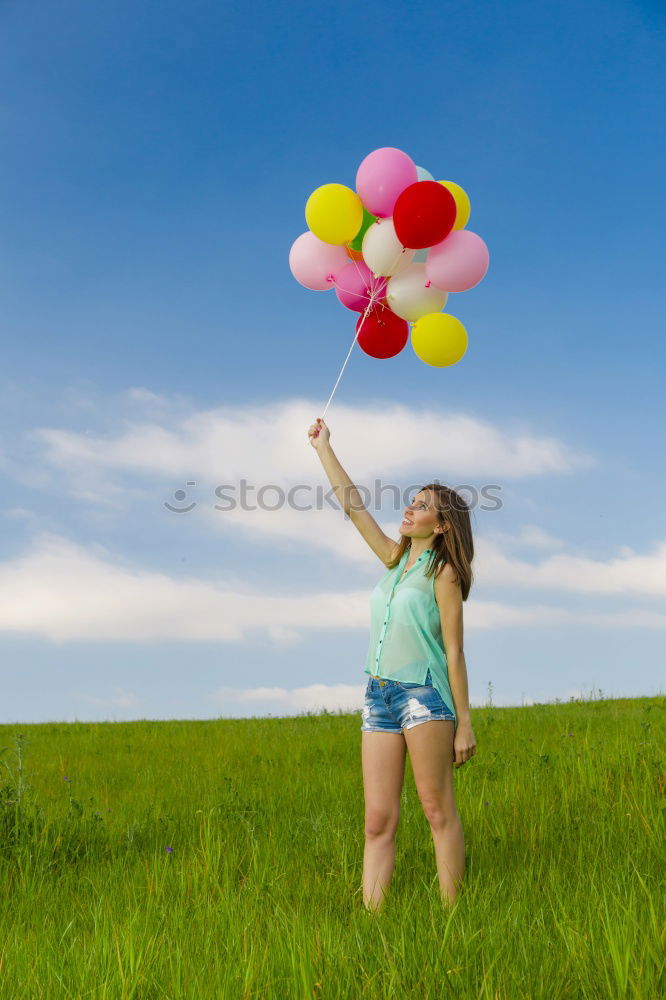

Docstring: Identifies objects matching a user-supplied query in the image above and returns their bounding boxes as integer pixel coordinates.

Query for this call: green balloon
[349,206,377,252]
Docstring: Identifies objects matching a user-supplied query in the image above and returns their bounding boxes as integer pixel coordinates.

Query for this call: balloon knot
[425,280,431,288]
[326,274,335,282]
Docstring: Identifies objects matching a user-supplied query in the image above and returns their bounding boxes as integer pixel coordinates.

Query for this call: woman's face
[400,490,445,540]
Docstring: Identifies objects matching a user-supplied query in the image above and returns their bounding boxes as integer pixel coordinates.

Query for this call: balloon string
[320,232,411,419]
[320,299,374,420]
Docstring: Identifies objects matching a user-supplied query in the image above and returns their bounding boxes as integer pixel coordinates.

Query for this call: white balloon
[416,165,435,181]
[386,263,448,322]
[362,218,414,277]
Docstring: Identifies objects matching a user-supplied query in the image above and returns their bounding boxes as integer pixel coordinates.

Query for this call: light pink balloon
[289,231,349,291]
[334,261,387,312]
[425,230,490,293]
[356,147,418,219]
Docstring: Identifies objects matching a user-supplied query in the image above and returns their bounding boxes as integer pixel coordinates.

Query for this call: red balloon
[392,181,457,250]
[355,303,409,359]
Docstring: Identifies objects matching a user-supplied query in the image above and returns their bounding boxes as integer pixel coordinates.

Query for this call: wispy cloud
[0,533,369,643]
[474,537,666,596]
[0,389,598,557]
[462,599,666,628]
[208,680,369,716]
[483,524,566,549]
[7,390,595,494]
[76,688,140,709]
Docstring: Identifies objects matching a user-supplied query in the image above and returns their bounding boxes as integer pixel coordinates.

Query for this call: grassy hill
[1,693,664,998]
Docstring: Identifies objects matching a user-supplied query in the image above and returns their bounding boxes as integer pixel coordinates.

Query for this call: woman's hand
[308,417,330,451]
[453,720,477,768]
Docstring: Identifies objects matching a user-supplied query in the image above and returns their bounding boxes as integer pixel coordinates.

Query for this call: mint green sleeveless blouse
[364,546,457,726]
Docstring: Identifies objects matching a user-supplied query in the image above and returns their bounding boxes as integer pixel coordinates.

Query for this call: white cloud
[485,524,565,549]
[0,391,597,558]
[1,507,36,520]
[18,393,595,490]
[0,386,662,647]
[1,532,665,645]
[123,387,172,407]
[462,599,666,628]
[0,532,369,643]
[76,688,140,709]
[473,537,666,597]
[208,680,368,716]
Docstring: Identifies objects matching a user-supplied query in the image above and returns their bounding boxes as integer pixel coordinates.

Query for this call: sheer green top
[364,545,457,727]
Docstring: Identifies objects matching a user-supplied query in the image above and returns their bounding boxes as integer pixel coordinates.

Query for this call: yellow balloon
[305,183,364,245]
[438,180,471,230]
[411,312,468,367]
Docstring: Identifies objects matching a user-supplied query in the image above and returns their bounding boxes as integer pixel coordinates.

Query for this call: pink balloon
[289,231,350,291]
[356,147,418,219]
[334,260,387,312]
[425,230,490,293]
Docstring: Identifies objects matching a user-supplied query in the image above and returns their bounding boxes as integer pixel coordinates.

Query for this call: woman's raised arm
[308,417,399,566]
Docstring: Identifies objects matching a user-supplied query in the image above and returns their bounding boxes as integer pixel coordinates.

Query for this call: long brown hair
[387,483,475,601]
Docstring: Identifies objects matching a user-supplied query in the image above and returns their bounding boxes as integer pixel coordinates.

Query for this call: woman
[307,416,477,913]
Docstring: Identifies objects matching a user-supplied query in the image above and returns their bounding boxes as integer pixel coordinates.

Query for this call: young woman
[307,416,477,913]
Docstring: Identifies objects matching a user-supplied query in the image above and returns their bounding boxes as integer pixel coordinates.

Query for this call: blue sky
[1,0,664,723]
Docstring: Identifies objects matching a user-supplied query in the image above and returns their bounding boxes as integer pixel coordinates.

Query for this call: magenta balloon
[356,147,418,219]
[334,260,388,312]
[289,231,350,291]
[425,230,490,293]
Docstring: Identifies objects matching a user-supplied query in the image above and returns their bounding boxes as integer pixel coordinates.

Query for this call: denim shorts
[361,668,456,734]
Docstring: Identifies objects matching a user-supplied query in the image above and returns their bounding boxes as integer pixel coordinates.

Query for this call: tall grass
[0,691,663,999]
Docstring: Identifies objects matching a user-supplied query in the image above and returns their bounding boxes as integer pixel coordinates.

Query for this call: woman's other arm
[434,563,477,766]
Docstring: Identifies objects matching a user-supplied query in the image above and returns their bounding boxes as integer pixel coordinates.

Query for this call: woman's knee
[364,812,399,839]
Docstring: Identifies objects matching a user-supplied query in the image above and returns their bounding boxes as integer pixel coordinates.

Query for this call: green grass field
[1,692,664,999]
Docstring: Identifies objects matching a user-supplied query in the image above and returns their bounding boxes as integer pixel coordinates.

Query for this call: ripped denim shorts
[361,668,456,734]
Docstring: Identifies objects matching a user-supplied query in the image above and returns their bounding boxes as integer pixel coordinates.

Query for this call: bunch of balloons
[289,146,489,369]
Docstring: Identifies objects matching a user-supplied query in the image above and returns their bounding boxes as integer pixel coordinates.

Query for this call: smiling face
[400,489,448,542]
